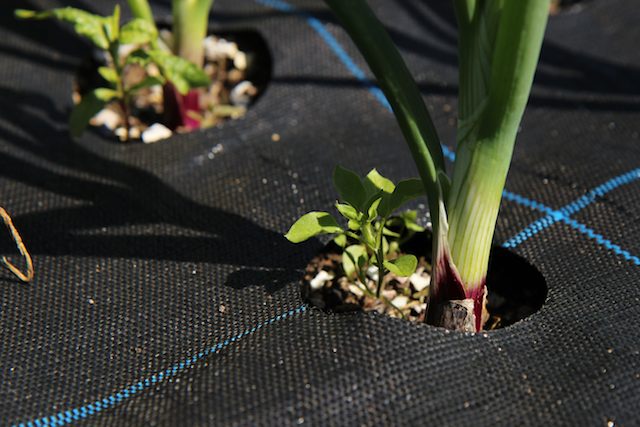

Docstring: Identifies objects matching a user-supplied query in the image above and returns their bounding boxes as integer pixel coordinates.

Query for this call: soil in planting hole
[302,231,547,330]
[74,29,272,142]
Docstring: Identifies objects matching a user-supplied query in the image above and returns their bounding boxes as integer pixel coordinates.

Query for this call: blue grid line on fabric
[560,168,640,216]
[253,0,391,111]
[12,305,308,427]
[252,0,459,162]
[256,0,640,263]
[503,169,640,255]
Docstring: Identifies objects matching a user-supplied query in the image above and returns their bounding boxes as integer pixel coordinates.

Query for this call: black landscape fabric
[1,0,639,425]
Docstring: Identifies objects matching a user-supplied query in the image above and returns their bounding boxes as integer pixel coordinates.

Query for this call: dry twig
[0,207,34,282]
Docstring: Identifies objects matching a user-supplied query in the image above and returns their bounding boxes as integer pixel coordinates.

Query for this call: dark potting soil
[302,230,547,330]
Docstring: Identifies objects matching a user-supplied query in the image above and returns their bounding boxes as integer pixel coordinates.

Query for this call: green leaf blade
[128,76,165,92]
[98,67,118,84]
[284,212,343,243]
[383,255,417,277]
[17,7,110,49]
[148,49,210,95]
[342,244,367,279]
[94,88,118,101]
[379,178,424,217]
[335,203,359,221]
[333,165,366,210]
[363,168,395,196]
[120,18,158,45]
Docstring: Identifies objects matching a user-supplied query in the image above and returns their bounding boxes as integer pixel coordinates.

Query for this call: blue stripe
[254,0,391,110]
[503,168,640,253]
[561,216,640,265]
[253,0,456,162]
[13,306,308,427]
[560,168,640,216]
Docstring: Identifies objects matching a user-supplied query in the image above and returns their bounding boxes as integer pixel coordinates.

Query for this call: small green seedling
[15,5,210,139]
[286,166,426,301]
[318,0,550,331]
[128,0,214,68]
[127,0,215,128]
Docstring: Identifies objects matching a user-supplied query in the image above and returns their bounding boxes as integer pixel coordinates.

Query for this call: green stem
[172,0,214,67]
[375,247,385,298]
[448,0,549,292]
[127,0,159,49]
[127,0,154,23]
[324,0,446,251]
[355,282,406,320]
[108,42,130,140]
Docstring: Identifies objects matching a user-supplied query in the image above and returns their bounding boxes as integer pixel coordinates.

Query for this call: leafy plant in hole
[15,5,210,140]
[287,0,550,331]
[286,167,426,317]
[126,0,217,129]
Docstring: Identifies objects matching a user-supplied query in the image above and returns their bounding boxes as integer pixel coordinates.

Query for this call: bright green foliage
[383,255,418,277]
[15,4,211,138]
[285,166,424,297]
[16,7,111,49]
[171,0,215,67]
[284,212,343,243]
[120,19,157,45]
[127,0,215,68]
[323,0,549,330]
[146,50,210,95]
[126,0,155,26]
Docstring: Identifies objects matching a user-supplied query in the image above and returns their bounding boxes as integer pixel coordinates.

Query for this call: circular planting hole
[74,28,272,143]
[302,231,547,330]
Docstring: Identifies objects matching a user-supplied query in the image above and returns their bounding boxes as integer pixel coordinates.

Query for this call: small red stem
[162,83,201,130]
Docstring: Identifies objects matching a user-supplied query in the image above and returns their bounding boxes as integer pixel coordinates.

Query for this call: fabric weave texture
[0,0,639,425]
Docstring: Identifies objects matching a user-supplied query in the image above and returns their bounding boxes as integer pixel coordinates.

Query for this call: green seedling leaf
[94,88,118,101]
[361,190,383,217]
[120,18,157,45]
[400,210,425,232]
[335,203,358,221]
[98,66,118,84]
[387,240,399,256]
[16,7,110,49]
[347,219,360,231]
[105,4,120,43]
[383,254,417,277]
[382,235,390,255]
[333,234,347,248]
[333,165,366,210]
[382,227,401,237]
[363,168,395,196]
[69,90,109,137]
[148,49,210,94]
[128,76,165,92]
[14,10,37,19]
[367,197,382,220]
[126,48,151,66]
[285,212,343,243]
[342,244,367,279]
[379,178,424,217]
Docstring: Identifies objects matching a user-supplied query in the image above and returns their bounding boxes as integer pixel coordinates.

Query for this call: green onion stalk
[128,0,215,129]
[324,0,549,331]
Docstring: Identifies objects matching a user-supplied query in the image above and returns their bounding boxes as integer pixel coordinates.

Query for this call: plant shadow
[0,83,309,294]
